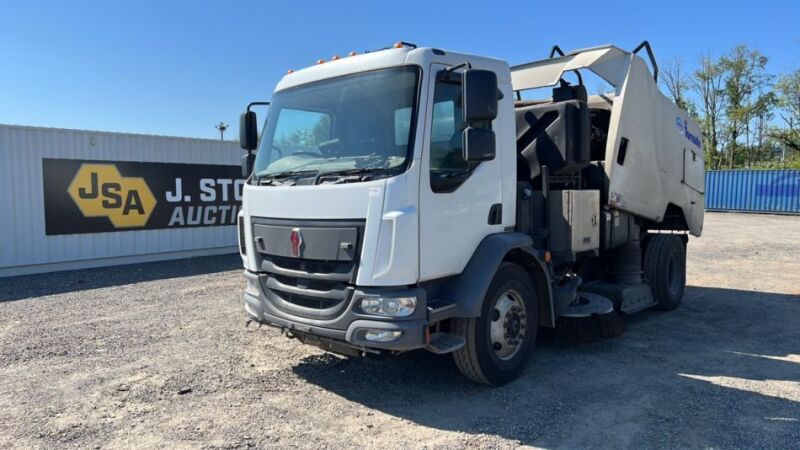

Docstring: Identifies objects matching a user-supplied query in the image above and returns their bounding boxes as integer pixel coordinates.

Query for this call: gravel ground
[1,212,799,449]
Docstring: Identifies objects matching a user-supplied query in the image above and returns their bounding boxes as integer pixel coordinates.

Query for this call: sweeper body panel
[237,42,704,385]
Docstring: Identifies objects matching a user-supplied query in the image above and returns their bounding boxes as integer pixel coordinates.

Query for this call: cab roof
[274,46,510,93]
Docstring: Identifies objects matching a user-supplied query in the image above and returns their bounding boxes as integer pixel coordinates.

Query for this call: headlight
[359,296,416,317]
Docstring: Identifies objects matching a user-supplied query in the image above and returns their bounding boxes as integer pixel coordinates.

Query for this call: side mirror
[462,127,496,162]
[463,69,498,122]
[239,111,258,150]
[242,153,255,178]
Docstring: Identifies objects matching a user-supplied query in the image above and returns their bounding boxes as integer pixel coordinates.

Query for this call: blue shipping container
[705,170,800,214]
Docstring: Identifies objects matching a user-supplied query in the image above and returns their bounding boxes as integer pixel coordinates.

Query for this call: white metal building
[0,125,243,277]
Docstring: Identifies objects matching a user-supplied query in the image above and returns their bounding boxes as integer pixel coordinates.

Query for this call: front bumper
[243,270,428,351]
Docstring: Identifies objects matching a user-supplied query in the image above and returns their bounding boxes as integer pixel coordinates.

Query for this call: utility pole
[215,122,229,140]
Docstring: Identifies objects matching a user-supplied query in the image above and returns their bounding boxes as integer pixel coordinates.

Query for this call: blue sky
[1,0,798,140]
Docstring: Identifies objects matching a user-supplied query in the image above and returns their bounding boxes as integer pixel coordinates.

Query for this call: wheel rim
[666,252,681,296]
[489,289,527,361]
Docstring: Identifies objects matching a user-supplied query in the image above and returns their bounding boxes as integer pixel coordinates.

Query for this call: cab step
[427,299,458,322]
[425,332,466,354]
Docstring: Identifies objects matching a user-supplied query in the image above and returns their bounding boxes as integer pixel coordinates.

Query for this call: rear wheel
[643,235,686,310]
[453,263,538,385]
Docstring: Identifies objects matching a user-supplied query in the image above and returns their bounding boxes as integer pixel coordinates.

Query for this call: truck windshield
[254,66,421,183]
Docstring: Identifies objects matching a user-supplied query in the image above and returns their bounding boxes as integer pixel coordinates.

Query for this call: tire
[643,235,686,311]
[452,262,538,386]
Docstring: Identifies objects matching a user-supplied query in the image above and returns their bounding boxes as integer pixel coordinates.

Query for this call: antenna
[215,122,229,140]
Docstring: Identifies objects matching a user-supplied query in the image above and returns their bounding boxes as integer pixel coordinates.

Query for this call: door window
[429,78,470,192]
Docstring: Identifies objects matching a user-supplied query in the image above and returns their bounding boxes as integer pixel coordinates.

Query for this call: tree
[660,56,694,114]
[772,69,800,162]
[750,91,777,164]
[719,45,771,168]
[692,52,726,169]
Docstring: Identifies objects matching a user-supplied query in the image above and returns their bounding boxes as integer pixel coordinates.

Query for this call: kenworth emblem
[290,228,303,257]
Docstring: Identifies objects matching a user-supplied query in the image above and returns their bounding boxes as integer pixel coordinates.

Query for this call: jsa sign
[42,158,243,235]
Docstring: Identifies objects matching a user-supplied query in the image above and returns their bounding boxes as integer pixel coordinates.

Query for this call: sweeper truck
[236,41,705,385]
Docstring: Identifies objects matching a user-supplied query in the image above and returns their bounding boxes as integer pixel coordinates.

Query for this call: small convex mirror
[462,128,496,162]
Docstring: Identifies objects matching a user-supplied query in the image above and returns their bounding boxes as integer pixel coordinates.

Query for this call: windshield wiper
[314,166,397,184]
[256,169,319,185]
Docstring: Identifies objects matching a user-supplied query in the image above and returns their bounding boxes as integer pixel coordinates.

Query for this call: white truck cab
[237,42,704,385]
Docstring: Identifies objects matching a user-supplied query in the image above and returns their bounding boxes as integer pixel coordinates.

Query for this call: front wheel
[452,262,538,386]
[644,235,686,310]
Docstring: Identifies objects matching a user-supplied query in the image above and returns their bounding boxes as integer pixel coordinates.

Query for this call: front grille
[273,274,339,292]
[260,274,353,319]
[270,256,350,280]
[278,291,341,310]
[251,217,365,320]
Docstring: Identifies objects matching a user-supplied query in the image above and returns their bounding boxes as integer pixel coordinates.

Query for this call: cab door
[418,64,504,281]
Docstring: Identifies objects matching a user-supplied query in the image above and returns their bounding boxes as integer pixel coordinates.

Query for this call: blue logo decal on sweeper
[676,116,701,149]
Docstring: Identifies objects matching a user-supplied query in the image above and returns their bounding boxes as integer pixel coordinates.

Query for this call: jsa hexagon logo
[67,164,157,228]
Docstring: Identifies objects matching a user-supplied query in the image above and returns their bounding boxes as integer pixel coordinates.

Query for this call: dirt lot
[1,212,799,449]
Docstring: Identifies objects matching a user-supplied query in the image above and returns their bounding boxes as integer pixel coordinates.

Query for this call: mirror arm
[443,61,472,73]
[247,101,269,112]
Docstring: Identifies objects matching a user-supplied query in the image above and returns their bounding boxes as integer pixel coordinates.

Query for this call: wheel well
[643,203,689,232]
[504,249,554,328]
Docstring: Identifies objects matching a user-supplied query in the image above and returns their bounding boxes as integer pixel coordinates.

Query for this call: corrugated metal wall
[0,125,243,277]
[705,170,800,214]
[4,125,798,276]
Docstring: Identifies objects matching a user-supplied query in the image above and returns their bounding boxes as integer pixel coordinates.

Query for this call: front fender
[438,232,548,319]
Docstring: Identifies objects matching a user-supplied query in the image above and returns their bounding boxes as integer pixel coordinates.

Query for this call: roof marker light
[331,55,341,61]
[393,41,404,49]
[316,59,325,65]
[348,51,358,57]
[287,69,294,74]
